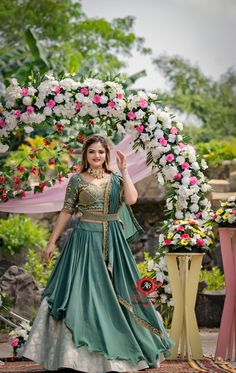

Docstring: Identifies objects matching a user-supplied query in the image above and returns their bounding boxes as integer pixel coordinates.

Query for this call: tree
[0,0,151,88]
[153,54,236,142]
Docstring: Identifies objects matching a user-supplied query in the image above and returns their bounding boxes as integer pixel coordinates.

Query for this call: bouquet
[9,321,31,357]
[159,218,214,252]
[212,195,236,226]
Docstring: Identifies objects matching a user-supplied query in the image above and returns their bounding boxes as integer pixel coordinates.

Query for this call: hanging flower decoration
[212,195,236,226]
[0,74,213,228]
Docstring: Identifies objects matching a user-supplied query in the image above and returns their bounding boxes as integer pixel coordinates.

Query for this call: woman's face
[86,141,106,169]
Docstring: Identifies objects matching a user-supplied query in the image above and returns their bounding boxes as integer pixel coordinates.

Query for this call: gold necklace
[87,167,104,179]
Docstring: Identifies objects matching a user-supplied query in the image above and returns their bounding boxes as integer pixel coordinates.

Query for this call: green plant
[0,215,49,255]
[200,266,225,291]
[196,138,236,168]
[24,248,59,287]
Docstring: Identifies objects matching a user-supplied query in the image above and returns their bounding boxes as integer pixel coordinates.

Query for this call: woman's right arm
[43,211,72,262]
[43,174,79,262]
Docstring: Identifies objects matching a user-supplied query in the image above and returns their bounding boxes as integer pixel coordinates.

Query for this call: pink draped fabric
[0,135,152,214]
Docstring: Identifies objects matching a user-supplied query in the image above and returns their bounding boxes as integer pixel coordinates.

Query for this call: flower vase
[215,227,236,361]
[165,252,204,360]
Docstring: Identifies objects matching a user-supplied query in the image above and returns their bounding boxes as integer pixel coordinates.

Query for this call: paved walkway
[1,329,236,367]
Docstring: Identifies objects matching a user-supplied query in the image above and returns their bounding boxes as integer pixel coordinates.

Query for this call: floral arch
[0,75,213,248]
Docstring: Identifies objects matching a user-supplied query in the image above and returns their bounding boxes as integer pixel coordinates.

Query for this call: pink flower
[14,110,22,118]
[195,212,202,219]
[0,119,6,128]
[179,142,186,150]
[232,209,236,215]
[116,93,123,99]
[159,137,167,146]
[190,176,198,185]
[197,239,205,247]
[170,127,178,135]
[127,111,136,120]
[10,337,19,347]
[47,100,56,108]
[139,99,148,109]
[181,162,190,170]
[174,173,182,181]
[107,101,115,109]
[92,95,101,104]
[163,239,172,246]
[26,106,34,114]
[54,86,61,94]
[177,225,184,231]
[182,233,190,239]
[136,125,144,133]
[80,87,89,95]
[21,88,29,96]
[165,153,175,163]
[75,102,82,110]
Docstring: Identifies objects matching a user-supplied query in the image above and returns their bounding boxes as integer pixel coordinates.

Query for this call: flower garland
[0,75,213,224]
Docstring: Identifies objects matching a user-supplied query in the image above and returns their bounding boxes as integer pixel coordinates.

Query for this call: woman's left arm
[116,150,138,205]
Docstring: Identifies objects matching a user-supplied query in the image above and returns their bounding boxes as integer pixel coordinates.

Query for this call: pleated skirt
[21,221,173,372]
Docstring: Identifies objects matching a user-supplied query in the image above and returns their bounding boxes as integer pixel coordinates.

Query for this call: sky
[82,0,236,91]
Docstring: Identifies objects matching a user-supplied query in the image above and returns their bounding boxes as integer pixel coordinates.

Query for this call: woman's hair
[80,134,112,173]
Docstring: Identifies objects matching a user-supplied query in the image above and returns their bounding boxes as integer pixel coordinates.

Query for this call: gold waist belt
[81,211,119,222]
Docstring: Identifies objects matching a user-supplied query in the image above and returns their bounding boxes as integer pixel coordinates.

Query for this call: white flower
[60,78,79,90]
[156,272,164,283]
[201,183,211,192]
[168,134,176,143]
[135,109,145,120]
[154,129,164,139]
[191,194,200,203]
[192,162,200,171]
[54,94,65,104]
[22,96,32,106]
[147,259,154,271]
[160,294,167,303]
[176,155,185,164]
[201,159,208,170]
[148,114,157,125]
[100,95,108,104]
[175,210,184,219]
[0,143,9,153]
[24,126,34,133]
[164,284,172,294]
[190,204,199,213]
[43,107,52,116]
[176,121,183,130]
[167,298,174,307]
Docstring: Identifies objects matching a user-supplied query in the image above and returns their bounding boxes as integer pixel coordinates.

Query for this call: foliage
[24,248,59,288]
[196,138,236,168]
[200,266,225,291]
[153,54,236,142]
[0,215,49,255]
[0,0,150,89]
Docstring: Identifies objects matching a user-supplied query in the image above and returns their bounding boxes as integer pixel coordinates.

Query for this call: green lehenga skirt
[22,220,173,372]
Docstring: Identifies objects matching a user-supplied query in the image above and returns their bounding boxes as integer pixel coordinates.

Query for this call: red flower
[48,160,56,166]
[39,182,46,191]
[72,166,80,172]
[21,191,27,198]
[163,239,172,246]
[55,123,64,132]
[17,165,25,173]
[30,167,37,175]
[70,149,76,154]
[13,176,19,186]
[43,139,50,146]
[77,134,85,142]
[58,174,63,183]
[197,239,205,247]
[29,153,35,159]
[232,210,236,215]
[176,225,184,231]
[1,192,7,201]
[0,177,6,183]
[181,233,190,239]
[89,119,94,126]
[189,220,196,225]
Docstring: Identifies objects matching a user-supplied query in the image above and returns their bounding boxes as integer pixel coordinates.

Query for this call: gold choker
[87,167,104,179]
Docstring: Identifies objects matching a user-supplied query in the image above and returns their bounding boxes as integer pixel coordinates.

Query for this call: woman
[22,134,173,372]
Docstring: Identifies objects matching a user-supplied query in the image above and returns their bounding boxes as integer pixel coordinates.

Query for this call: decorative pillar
[215,227,236,361]
[165,253,203,359]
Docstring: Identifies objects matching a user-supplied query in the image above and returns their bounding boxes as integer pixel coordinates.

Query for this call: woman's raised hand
[116,150,127,173]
